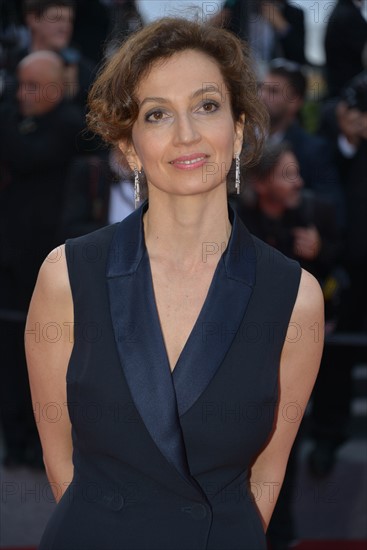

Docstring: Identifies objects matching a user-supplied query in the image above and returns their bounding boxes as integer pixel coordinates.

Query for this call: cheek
[44,23,53,33]
[133,124,171,162]
[271,181,285,197]
[283,185,294,199]
[134,138,159,168]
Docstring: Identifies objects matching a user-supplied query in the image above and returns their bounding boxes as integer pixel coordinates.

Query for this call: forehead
[18,63,37,79]
[18,62,51,84]
[41,5,74,22]
[135,50,228,100]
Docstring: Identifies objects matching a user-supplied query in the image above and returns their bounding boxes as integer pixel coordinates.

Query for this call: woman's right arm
[25,245,74,502]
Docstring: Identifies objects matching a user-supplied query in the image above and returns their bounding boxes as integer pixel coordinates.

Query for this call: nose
[172,112,201,146]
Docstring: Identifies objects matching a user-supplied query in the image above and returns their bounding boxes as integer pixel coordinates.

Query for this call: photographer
[319,71,367,275]
[310,72,367,475]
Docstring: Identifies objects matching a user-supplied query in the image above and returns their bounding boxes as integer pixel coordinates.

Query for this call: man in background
[260,58,345,227]
[0,50,88,468]
[2,0,95,107]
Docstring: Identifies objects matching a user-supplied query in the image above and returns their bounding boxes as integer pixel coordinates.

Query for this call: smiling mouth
[169,154,209,168]
[172,157,206,165]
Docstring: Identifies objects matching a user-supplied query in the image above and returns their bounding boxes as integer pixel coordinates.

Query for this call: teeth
[175,157,205,165]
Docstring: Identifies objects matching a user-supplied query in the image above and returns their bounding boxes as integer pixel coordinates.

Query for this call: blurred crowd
[0,1,366,549]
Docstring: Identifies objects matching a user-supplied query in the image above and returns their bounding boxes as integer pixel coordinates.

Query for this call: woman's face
[121,49,244,197]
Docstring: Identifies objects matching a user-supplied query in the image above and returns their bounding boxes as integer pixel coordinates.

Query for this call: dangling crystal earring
[235,152,241,195]
[134,166,141,209]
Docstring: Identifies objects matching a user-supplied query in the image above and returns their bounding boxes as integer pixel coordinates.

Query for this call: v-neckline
[107,199,256,417]
[106,200,256,478]
[144,244,227,376]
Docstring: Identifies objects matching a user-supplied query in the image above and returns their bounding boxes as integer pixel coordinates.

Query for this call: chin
[53,40,69,51]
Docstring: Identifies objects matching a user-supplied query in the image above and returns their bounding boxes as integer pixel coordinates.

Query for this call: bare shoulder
[281,267,324,383]
[36,245,71,297]
[31,245,72,312]
[26,244,73,345]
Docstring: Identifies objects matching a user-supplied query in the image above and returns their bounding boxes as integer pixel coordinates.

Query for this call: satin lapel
[106,203,192,484]
[106,203,256,481]
[172,207,256,416]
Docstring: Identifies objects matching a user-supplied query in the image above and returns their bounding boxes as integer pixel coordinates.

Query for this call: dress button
[190,503,207,520]
[102,493,125,511]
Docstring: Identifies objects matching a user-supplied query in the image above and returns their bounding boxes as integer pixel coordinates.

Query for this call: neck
[143,185,232,272]
[31,37,53,52]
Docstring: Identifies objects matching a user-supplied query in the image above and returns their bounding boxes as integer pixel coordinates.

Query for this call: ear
[233,113,245,156]
[117,140,141,172]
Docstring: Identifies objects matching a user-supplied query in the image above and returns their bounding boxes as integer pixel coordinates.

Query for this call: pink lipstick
[169,153,208,170]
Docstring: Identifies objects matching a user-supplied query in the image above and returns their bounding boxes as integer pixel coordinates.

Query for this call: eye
[197,100,220,113]
[145,109,169,123]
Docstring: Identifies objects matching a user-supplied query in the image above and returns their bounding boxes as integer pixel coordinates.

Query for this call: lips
[169,153,208,169]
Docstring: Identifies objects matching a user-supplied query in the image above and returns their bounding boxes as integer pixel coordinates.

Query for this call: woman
[25,18,323,550]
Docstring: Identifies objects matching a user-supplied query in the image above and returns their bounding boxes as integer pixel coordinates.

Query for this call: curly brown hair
[87,17,268,170]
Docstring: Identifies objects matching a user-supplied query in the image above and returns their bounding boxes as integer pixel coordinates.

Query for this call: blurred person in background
[325,0,367,98]
[0,1,25,102]
[71,0,110,65]
[0,50,89,468]
[309,71,367,475]
[58,148,135,241]
[211,0,306,74]
[260,58,345,227]
[2,0,96,108]
[103,0,143,57]
[231,141,342,287]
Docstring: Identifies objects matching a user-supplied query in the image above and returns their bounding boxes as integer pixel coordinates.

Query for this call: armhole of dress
[64,240,77,384]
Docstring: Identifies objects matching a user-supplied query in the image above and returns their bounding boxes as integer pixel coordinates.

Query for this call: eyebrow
[139,84,222,108]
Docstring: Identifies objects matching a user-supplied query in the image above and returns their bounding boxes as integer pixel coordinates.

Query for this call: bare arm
[250,269,324,530]
[25,245,74,502]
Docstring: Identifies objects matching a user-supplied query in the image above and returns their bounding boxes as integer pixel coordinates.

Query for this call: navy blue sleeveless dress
[39,202,301,550]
